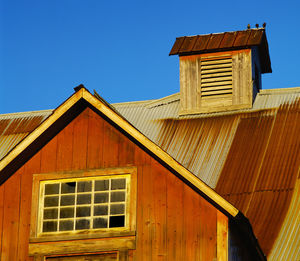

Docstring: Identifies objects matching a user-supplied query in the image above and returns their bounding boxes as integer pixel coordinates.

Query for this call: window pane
[77,181,92,192]
[94,205,108,216]
[40,175,129,234]
[93,218,108,228]
[59,220,73,231]
[77,194,91,205]
[76,219,90,230]
[44,209,58,219]
[45,184,59,195]
[109,215,125,228]
[111,192,125,202]
[61,182,76,194]
[61,195,75,206]
[44,196,59,207]
[43,221,57,232]
[94,193,108,203]
[60,207,74,218]
[111,179,126,190]
[76,207,90,217]
[110,204,125,215]
[95,180,109,191]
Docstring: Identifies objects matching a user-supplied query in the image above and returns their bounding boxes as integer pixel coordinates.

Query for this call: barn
[0,27,299,260]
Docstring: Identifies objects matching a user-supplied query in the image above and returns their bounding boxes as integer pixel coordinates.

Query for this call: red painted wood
[72,109,89,170]
[87,109,104,169]
[40,135,57,173]
[166,170,184,261]
[102,120,119,168]
[56,121,74,171]
[0,107,221,260]
[18,152,41,260]
[1,170,21,261]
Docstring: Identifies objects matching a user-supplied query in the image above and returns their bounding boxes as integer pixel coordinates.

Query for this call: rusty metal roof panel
[170,28,265,55]
[169,37,185,55]
[180,36,197,53]
[215,99,300,257]
[219,32,237,48]
[247,29,264,45]
[233,30,252,47]
[0,133,29,160]
[206,33,224,50]
[0,110,52,160]
[192,34,211,52]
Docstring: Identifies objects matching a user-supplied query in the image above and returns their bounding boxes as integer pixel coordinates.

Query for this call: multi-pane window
[39,176,129,234]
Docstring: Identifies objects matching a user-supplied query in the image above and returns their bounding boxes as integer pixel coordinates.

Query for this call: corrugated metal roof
[215,99,300,255]
[268,178,300,260]
[0,110,52,160]
[114,88,300,259]
[169,28,271,73]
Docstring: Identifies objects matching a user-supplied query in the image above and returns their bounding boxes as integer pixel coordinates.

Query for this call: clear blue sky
[1,0,300,113]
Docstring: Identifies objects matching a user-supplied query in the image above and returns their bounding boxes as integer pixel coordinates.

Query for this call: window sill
[30,230,135,243]
[29,234,136,256]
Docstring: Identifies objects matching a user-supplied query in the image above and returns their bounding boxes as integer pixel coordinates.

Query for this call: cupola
[170,27,272,114]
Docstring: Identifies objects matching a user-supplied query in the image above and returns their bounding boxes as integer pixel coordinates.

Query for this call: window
[29,168,136,258]
[200,56,233,99]
[30,167,137,242]
[39,175,129,235]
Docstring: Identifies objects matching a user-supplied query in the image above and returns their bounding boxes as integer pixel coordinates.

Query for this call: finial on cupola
[247,24,251,29]
[255,24,259,28]
[263,22,266,28]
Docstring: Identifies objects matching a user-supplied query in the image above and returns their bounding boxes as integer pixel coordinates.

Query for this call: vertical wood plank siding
[0,107,226,260]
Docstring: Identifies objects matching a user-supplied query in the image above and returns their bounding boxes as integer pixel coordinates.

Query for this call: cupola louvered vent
[200,56,233,98]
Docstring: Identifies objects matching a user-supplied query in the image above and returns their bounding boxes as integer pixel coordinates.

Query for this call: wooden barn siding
[0,107,224,260]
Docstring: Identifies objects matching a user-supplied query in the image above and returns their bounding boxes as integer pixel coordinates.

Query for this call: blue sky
[1,0,300,113]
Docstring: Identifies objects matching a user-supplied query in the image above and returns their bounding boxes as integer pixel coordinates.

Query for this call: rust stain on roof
[215,99,300,256]
[170,28,265,55]
[219,32,237,48]
[0,111,51,160]
[233,30,251,47]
